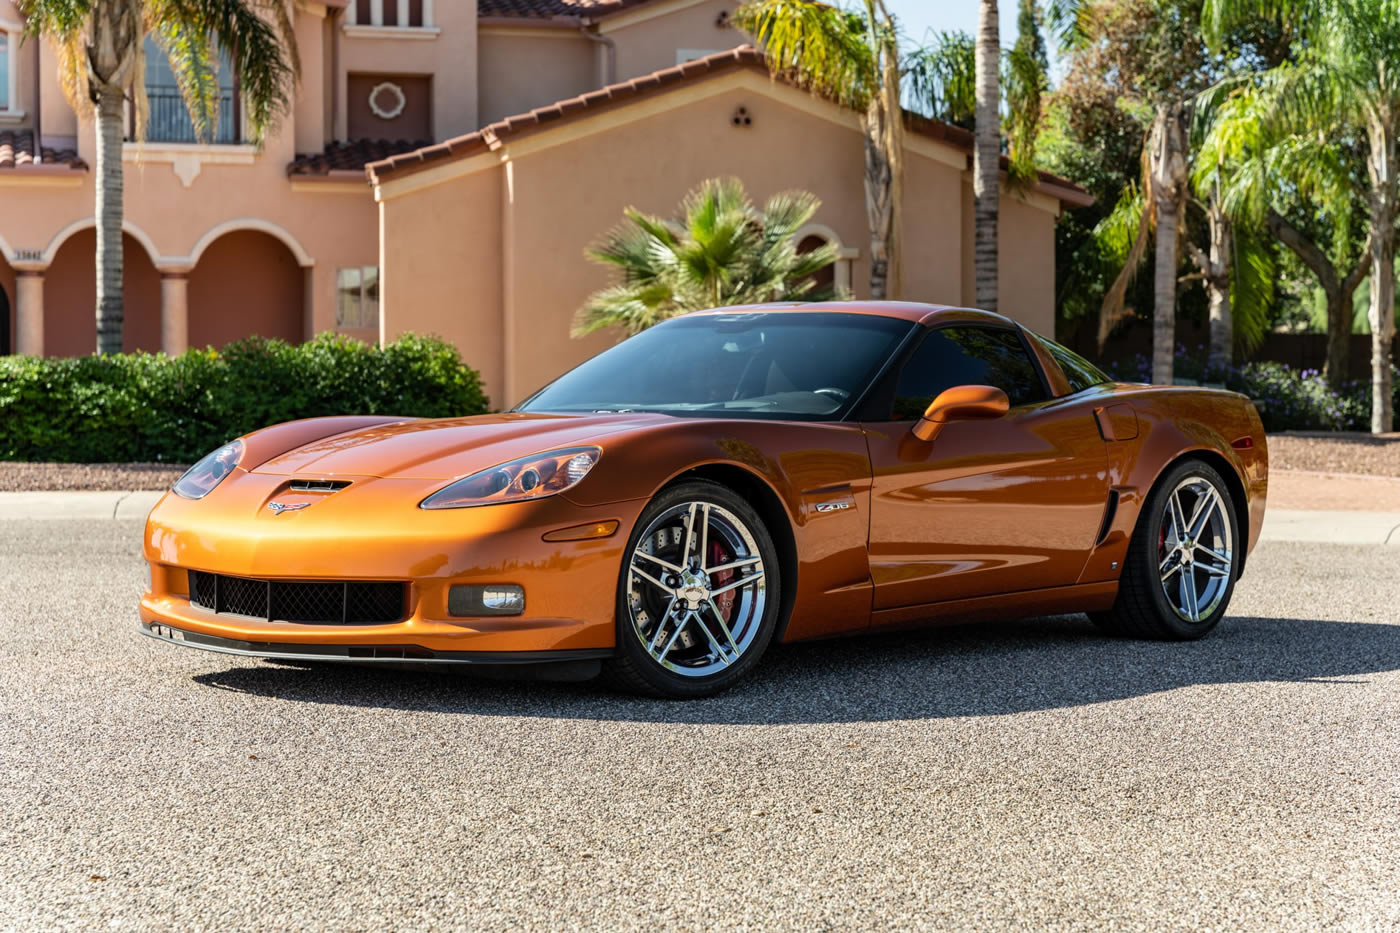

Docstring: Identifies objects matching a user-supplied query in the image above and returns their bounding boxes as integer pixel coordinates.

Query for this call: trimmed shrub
[0,333,489,463]
[1105,352,1398,432]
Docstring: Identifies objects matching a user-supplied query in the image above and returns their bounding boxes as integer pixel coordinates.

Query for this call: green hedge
[0,333,489,463]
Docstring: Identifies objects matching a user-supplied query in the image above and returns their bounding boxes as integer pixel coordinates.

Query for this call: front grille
[187,571,406,624]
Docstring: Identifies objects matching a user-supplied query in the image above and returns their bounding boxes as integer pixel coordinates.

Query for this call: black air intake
[187,571,405,624]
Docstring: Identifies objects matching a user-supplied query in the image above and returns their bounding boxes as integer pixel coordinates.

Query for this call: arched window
[797,235,837,292]
[793,224,859,297]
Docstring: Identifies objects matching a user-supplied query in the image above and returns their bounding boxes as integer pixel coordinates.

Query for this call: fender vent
[1095,489,1120,545]
[289,479,352,492]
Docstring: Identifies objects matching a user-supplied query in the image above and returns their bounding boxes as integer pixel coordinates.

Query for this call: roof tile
[287,138,429,176]
[0,130,86,171]
[477,0,654,18]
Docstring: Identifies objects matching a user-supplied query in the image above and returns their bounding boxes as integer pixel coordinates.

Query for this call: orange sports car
[141,303,1268,697]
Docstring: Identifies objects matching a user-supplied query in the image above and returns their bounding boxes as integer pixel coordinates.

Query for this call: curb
[0,490,166,521]
[1257,509,1400,546]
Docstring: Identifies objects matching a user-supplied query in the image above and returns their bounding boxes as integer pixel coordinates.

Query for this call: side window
[890,326,1047,419]
[1033,334,1112,394]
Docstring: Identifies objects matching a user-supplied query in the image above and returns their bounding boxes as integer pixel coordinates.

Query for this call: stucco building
[0,0,1089,406]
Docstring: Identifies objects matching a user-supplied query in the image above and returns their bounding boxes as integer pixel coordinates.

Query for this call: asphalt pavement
[2,519,1398,930]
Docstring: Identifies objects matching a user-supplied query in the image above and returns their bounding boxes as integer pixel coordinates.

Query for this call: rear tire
[1090,459,1241,640]
[602,480,781,698]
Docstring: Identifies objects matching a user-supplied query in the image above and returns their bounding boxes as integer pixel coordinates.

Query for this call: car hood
[250,412,666,480]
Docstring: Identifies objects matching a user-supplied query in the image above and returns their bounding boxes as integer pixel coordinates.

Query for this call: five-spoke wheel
[1091,459,1241,639]
[604,480,781,697]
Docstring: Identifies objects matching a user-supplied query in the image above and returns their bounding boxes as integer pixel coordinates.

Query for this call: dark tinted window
[889,326,1047,419]
[1031,332,1112,393]
[518,312,913,420]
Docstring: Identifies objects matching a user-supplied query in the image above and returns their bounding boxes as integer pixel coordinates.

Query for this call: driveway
[1,520,1397,930]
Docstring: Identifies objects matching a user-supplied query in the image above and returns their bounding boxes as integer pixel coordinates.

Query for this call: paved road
[2,521,1397,930]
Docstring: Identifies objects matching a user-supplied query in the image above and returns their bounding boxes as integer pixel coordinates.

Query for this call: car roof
[690,301,1021,329]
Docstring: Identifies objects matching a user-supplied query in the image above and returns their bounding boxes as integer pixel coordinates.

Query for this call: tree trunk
[974,0,1000,312]
[862,122,892,300]
[1147,105,1189,385]
[1366,122,1396,434]
[95,88,126,356]
[1327,290,1352,388]
[1153,198,1181,384]
[1204,200,1233,372]
[1368,209,1394,433]
[1266,209,1366,390]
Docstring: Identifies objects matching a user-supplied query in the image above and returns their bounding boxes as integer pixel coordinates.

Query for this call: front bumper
[140,475,647,656]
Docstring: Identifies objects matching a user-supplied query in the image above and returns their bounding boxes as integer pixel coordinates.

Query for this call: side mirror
[911,385,1010,442]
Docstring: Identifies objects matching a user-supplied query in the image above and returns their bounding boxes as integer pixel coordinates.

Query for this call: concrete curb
[1257,509,1400,546]
[0,490,166,521]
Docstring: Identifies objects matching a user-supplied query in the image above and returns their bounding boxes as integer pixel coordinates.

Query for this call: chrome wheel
[626,501,768,678]
[1157,476,1234,623]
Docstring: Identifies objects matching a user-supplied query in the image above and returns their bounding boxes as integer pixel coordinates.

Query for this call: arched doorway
[44,230,162,356]
[0,251,13,355]
[188,230,304,348]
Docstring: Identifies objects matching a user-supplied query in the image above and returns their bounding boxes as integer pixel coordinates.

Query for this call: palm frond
[732,0,877,109]
[903,30,975,127]
[150,17,221,142]
[576,178,839,336]
[1231,228,1276,352]
[1096,182,1152,350]
[1004,45,1048,187]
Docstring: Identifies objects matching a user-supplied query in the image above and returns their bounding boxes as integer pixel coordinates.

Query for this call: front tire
[602,480,781,698]
[1090,459,1241,640]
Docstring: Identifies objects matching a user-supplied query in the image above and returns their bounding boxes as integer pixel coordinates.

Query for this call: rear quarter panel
[1077,384,1268,584]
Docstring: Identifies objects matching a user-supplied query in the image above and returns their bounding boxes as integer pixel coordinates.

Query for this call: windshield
[518,312,915,420]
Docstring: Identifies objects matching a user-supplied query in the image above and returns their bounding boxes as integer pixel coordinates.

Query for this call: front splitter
[140,621,614,678]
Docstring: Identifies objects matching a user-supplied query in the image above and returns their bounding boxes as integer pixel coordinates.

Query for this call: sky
[881,1,1064,77]
[882,0,1021,50]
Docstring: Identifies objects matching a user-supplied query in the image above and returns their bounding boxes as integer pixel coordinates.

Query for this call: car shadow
[191,613,1400,725]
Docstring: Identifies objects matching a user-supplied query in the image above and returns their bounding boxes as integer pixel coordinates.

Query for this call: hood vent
[289,479,352,493]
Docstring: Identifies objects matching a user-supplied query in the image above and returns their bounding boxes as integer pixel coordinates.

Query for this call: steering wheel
[813,387,851,402]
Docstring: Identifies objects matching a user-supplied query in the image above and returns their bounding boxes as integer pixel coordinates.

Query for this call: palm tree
[573,178,840,337]
[1099,102,1192,383]
[1196,78,1371,387]
[734,0,905,299]
[20,0,298,355]
[1206,0,1399,432]
[974,0,1001,312]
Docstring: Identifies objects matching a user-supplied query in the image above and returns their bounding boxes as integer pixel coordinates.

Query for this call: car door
[859,324,1110,610]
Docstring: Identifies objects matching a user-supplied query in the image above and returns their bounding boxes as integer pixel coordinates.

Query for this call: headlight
[420,447,600,510]
[172,440,243,500]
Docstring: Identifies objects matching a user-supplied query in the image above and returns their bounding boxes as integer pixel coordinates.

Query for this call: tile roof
[366,47,1092,205]
[0,130,86,171]
[287,138,431,177]
[477,0,656,19]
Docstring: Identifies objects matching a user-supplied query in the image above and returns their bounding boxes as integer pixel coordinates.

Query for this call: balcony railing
[131,89,240,145]
[346,0,435,28]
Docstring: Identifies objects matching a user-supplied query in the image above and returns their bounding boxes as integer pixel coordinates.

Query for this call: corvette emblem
[815,501,853,513]
[267,501,311,515]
